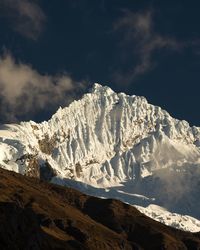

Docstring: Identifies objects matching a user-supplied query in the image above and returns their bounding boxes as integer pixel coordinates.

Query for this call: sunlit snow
[1,83,200,232]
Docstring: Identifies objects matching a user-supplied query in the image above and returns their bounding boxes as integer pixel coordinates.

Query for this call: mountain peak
[90,83,115,95]
[1,82,200,232]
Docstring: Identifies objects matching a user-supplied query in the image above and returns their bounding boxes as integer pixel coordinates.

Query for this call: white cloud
[113,10,182,83]
[0,53,86,122]
[1,0,46,40]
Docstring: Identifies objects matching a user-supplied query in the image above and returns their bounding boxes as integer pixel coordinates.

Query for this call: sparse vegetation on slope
[0,168,200,250]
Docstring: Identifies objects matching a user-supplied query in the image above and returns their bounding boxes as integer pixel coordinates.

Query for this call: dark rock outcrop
[40,160,57,182]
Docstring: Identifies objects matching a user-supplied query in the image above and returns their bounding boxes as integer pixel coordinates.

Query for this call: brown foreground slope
[0,168,200,250]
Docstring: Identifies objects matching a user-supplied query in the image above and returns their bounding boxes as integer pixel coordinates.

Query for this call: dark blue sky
[0,0,200,125]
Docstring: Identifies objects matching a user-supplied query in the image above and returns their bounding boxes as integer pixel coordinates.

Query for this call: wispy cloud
[113,10,182,84]
[0,0,46,40]
[0,53,86,122]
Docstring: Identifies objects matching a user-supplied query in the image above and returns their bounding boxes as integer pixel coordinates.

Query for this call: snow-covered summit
[1,83,200,232]
[90,82,114,94]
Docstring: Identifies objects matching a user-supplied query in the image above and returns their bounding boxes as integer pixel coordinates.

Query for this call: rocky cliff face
[0,83,200,231]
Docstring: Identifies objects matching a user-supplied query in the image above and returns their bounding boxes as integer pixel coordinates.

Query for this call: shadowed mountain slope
[0,168,200,250]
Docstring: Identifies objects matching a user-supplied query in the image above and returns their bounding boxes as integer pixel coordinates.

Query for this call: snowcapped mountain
[0,83,200,232]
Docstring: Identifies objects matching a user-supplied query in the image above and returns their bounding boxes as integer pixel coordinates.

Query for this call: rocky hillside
[0,168,200,250]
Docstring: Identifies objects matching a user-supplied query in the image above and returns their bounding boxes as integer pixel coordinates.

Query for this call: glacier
[0,83,200,232]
